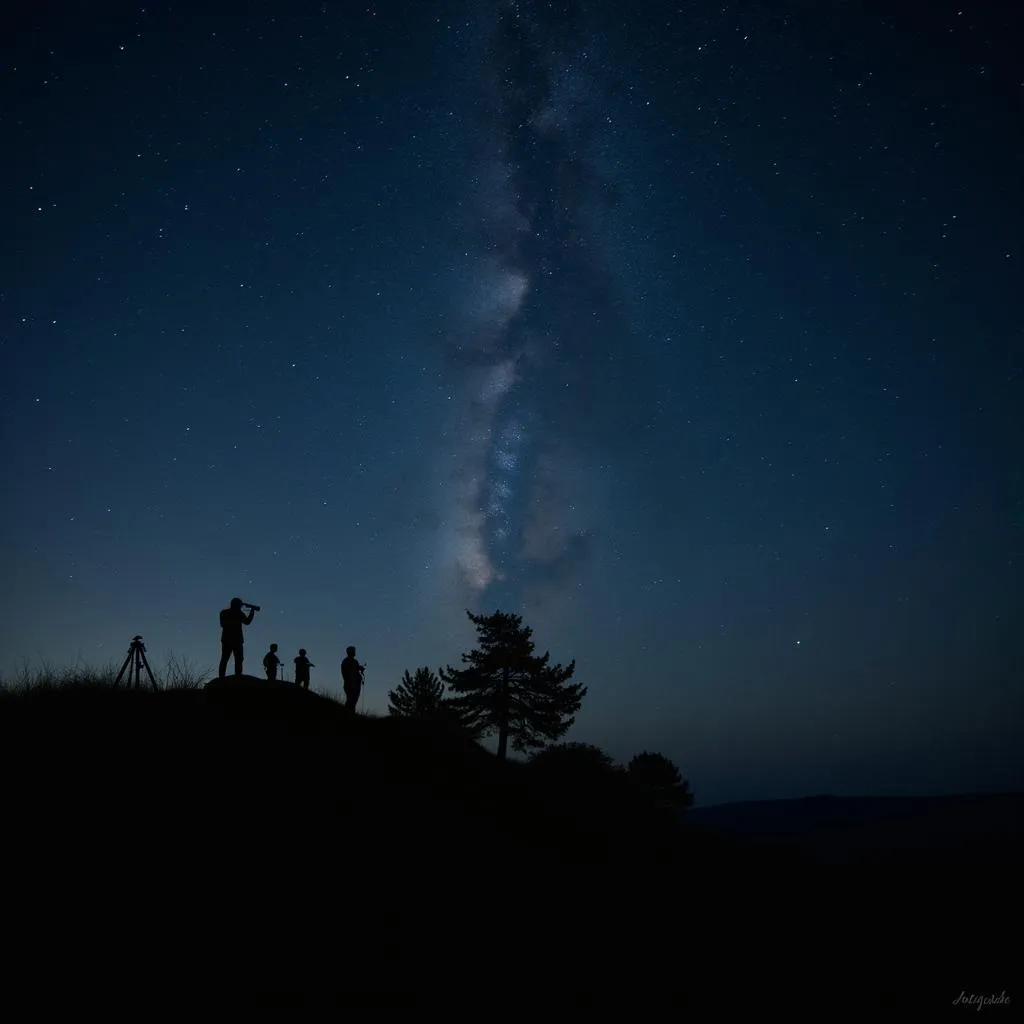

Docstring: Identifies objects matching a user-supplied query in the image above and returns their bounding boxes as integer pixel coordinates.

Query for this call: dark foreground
[0,678,1016,1010]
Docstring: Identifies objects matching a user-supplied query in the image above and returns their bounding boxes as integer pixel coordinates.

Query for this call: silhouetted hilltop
[0,678,1015,1008]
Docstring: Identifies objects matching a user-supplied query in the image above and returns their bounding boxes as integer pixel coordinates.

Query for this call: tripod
[114,635,158,691]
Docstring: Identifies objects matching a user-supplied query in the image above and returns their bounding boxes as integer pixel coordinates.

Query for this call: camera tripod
[113,635,158,691]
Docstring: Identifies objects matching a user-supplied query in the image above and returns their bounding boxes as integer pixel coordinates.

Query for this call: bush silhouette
[387,666,446,718]
[628,750,695,809]
[529,741,624,780]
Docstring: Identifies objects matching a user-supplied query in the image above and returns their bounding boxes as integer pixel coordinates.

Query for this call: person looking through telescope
[218,597,258,678]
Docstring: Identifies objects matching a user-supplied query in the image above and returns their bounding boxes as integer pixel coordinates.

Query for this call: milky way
[433,0,643,617]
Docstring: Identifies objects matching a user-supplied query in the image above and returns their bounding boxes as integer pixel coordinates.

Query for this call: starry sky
[3,0,1022,805]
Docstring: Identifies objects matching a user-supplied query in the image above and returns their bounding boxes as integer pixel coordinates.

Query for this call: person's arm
[244,609,255,625]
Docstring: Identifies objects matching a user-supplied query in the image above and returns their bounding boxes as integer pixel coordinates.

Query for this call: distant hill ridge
[686,791,1024,867]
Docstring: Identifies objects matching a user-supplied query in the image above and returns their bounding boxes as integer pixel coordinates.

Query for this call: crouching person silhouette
[294,648,314,690]
[218,597,256,678]
[341,645,365,714]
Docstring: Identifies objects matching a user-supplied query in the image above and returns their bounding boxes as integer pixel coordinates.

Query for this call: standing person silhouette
[340,646,365,714]
[294,648,314,690]
[263,643,281,682]
[219,598,256,678]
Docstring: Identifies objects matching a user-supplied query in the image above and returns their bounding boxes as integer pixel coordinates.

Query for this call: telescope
[242,601,261,611]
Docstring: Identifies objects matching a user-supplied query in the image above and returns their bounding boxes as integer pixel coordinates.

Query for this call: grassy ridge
[0,675,1013,1008]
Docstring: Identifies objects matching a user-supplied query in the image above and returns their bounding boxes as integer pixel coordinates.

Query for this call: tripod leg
[140,650,158,691]
[114,652,133,688]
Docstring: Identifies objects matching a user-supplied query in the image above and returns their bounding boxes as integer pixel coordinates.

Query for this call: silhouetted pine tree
[439,609,586,760]
[627,751,695,808]
[387,667,446,718]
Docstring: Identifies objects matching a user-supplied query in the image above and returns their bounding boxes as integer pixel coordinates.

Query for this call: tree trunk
[496,663,509,760]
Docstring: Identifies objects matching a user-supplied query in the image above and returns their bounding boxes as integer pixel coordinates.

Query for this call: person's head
[270,643,278,652]
[346,646,356,657]
[299,648,306,657]
[230,597,243,610]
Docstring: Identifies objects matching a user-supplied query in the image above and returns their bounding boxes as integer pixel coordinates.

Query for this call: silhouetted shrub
[529,741,624,781]
[387,666,446,717]
[628,750,694,809]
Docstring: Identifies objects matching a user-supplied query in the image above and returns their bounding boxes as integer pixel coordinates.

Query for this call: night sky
[3,0,1021,805]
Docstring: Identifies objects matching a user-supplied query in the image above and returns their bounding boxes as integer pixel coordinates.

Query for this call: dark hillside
[0,679,1012,1009]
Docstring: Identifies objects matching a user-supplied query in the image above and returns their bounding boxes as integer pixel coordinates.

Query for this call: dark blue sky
[3,0,1021,804]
